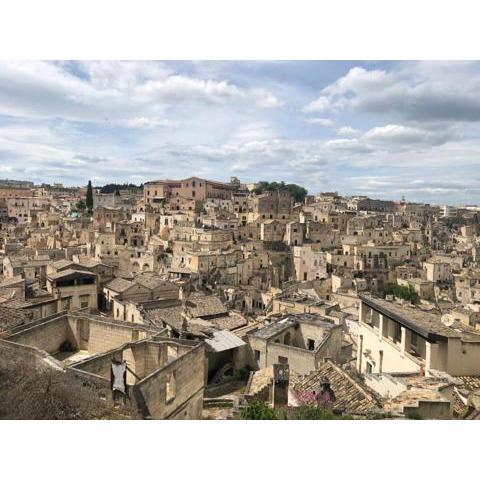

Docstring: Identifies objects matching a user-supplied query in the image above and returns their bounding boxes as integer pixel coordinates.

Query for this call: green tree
[86,180,94,213]
[253,181,308,203]
[75,199,86,212]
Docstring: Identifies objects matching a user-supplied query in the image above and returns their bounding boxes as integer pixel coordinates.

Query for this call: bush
[277,406,352,420]
[384,283,419,304]
[240,401,277,420]
[239,401,353,420]
[0,352,134,420]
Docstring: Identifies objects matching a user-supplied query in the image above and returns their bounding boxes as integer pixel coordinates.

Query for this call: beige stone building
[46,269,98,311]
[248,313,343,375]
[357,294,480,377]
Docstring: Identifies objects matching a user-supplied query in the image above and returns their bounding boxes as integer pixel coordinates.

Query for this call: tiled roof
[455,376,480,391]
[134,274,176,291]
[187,293,228,317]
[52,259,75,270]
[105,277,133,293]
[208,311,247,331]
[293,361,383,414]
[145,293,231,335]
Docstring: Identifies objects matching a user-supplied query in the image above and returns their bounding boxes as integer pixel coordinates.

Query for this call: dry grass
[0,353,135,420]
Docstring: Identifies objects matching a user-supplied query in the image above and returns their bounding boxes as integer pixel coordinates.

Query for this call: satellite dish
[441,314,455,327]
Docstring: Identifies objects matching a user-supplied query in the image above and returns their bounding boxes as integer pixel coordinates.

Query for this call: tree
[86,180,94,213]
[75,199,86,212]
[383,283,419,304]
[253,181,308,203]
[100,183,142,194]
[285,183,308,203]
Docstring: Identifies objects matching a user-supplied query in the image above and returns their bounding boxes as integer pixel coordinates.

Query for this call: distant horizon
[1,175,478,208]
[1,61,480,205]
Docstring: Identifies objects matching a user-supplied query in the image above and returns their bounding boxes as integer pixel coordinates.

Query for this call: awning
[205,330,246,353]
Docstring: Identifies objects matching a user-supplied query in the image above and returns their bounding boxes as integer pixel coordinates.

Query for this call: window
[254,350,260,361]
[394,322,402,343]
[366,362,373,374]
[307,339,315,350]
[278,356,288,365]
[411,331,418,349]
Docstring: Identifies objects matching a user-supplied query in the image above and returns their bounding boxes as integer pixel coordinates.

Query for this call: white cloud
[336,126,361,137]
[303,96,332,113]
[325,138,372,154]
[304,117,334,126]
[0,61,283,124]
[306,62,480,122]
[362,124,459,147]
[123,117,178,129]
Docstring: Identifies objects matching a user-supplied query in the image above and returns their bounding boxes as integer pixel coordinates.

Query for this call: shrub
[278,406,352,420]
[0,352,134,420]
[384,283,419,304]
[240,401,277,420]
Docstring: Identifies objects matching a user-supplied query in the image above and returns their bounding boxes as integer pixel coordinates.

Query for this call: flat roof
[205,330,246,352]
[360,294,480,342]
[47,269,97,281]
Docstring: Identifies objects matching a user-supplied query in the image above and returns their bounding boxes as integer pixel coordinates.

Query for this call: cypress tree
[86,180,94,213]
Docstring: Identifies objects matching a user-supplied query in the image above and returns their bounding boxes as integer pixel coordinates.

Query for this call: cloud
[72,154,110,164]
[336,126,361,137]
[352,175,480,198]
[303,96,333,113]
[0,60,480,205]
[306,62,480,123]
[304,117,334,126]
[362,124,460,148]
[325,138,372,154]
[0,61,283,124]
[123,117,178,129]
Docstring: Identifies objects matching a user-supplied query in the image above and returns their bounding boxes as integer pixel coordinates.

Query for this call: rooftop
[360,294,480,342]
[293,361,383,414]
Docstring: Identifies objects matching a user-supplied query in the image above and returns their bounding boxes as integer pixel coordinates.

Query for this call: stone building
[248,313,343,375]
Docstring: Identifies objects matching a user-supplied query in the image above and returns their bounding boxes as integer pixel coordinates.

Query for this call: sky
[0,60,479,205]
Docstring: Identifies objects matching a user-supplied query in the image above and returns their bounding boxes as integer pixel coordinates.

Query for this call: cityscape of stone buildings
[1,175,480,419]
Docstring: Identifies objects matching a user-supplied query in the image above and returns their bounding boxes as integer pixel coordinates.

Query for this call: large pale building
[357,294,480,377]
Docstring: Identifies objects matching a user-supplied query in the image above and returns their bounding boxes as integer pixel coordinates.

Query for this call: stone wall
[4,316,75,354]
[134,343,205,419]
